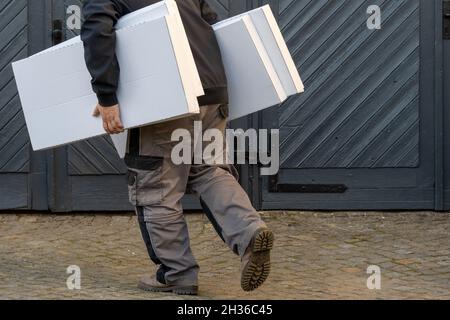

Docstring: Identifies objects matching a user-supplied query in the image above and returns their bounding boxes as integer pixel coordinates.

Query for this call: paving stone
[0,211,449,299]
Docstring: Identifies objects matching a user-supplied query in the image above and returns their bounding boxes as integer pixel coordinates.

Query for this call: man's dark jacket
[81,0,228,107]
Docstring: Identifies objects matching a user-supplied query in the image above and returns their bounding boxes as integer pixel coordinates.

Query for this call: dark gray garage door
[0,0,448,211]
[0,0,29,209]
[0,0,51,210]
[261,0,442,210]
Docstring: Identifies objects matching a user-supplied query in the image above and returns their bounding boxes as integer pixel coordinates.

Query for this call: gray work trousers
[126,104,267,286]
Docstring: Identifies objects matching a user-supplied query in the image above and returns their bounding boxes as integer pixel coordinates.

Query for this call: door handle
[52,20,64,45]
[444,0,450,39]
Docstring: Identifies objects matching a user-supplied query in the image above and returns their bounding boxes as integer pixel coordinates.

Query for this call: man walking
[81,0,274,295]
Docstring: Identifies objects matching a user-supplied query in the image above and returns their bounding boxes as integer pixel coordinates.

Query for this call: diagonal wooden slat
[279,0,409,126]
[281,23,420,163]
[278,0,420,169]
[0,0,29,173]
[351,99,419,167]
[325,74,419,167]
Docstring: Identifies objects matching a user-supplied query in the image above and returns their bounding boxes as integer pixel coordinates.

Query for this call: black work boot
[138,276,198,296]
[240,228,274,292]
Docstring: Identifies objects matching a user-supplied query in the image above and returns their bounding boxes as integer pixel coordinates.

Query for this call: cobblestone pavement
[0,211,449,300]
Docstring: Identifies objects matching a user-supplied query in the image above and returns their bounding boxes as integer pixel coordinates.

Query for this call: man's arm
[81,0,124,134]
[81,0,121,107]
[200,0,219,25]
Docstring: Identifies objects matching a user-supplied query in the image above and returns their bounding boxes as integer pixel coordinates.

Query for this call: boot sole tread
[241,229,274,292]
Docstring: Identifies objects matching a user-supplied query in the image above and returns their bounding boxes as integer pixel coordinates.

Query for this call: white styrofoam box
[35,0,203,99]
[213,16,287,120]
[111,131,129,159]
[214,5,304,96]
[112,14,295,158]
[115,0,204,97]
[12,15,200,151]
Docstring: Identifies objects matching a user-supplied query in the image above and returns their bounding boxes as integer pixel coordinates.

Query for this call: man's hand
[93,104,124,134]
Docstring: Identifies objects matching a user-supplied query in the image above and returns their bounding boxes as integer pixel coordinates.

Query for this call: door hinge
[444,0,450,39]
[268,175,348,193]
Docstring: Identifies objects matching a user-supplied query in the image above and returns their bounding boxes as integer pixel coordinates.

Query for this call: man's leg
[127,120,199,294]
[191,164,267,257]
[188,104,274,291]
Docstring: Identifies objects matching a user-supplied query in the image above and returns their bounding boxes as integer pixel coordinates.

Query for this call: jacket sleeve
[81,0,123,107]
[200,0,219,25]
